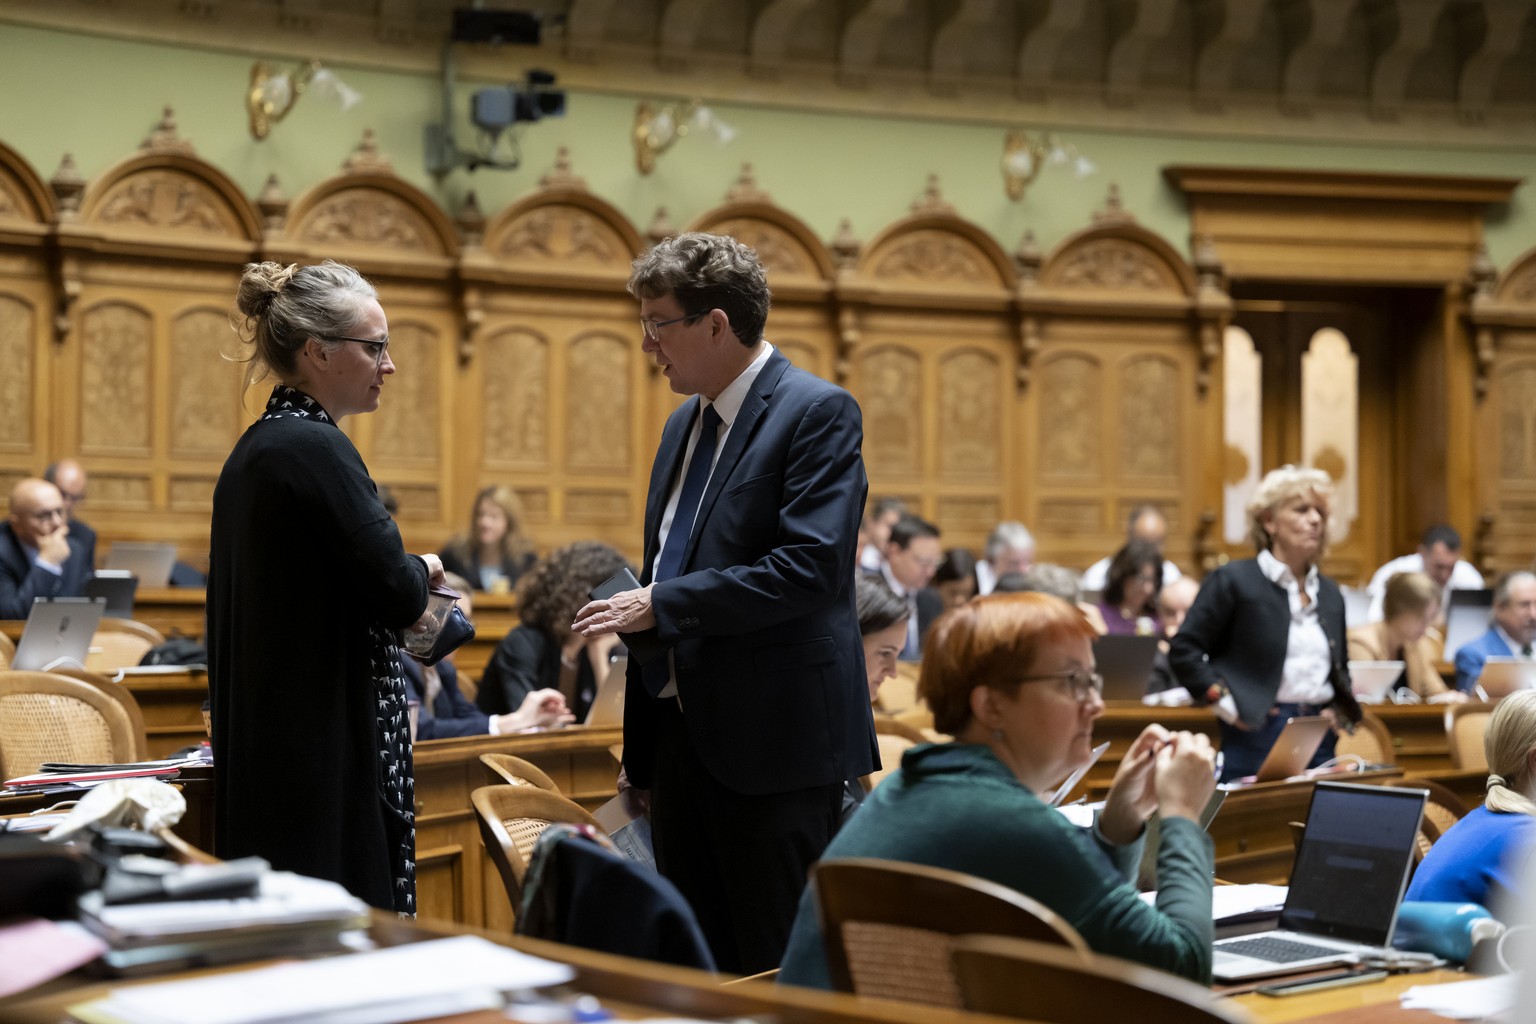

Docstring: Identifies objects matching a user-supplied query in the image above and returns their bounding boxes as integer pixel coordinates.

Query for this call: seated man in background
[1454,571,1536,694]
[872,513,942,660]
[1366,524,1484,623]
[44,458,95,570]
[0,478,90,619]
[974,520,1034,596]
[1080,504,1182,593]
[1147,576,1200,695]
[402,575,573,738]
[857,496,905,573]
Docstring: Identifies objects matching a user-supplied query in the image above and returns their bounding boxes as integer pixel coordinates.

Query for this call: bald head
[44,458,87,516]
[1129,507,1168,547]
[1156,576,1200,638]
[9,478,68,548]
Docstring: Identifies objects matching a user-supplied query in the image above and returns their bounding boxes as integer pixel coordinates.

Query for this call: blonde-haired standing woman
[1170,465,1360,782]
[1407,691,1536,915]
[209,260,443,914]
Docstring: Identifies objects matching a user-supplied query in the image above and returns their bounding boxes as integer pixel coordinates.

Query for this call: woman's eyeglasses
[1016,668,1104,703]
[327,335,390,367]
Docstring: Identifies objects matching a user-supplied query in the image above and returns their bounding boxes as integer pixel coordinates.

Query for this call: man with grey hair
[1454,571,1536,693]
[573,231,874,973]
[975,520,1035,596]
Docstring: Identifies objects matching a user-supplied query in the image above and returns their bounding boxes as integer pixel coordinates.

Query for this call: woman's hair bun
[237,261,300,318]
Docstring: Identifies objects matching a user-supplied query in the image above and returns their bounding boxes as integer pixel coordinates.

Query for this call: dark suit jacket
[401,657,489,739]
[0,522,92,619]
[1169,557,1357,730]
[622,349,877,796]
[67,518,97,573]
[1454,628,1514,694]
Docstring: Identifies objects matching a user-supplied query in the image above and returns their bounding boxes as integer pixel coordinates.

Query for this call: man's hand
[572,585,656,637]
[36,522,70,568]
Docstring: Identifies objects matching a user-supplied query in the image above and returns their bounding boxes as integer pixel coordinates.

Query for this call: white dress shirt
[1365,552,1485,622]
[1257,549,1335,705]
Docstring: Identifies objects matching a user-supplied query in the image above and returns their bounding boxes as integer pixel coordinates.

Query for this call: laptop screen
[1280,782,1425,944]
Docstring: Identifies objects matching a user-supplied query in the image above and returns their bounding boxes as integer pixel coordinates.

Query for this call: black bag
[140,636,208,666]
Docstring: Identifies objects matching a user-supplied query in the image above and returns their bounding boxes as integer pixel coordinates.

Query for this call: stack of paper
[71,935,577,1024]
[4,757,205,792]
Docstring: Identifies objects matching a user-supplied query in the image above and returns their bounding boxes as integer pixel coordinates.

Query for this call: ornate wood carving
[775,338,824,380]
[92,473,152,509]
[1120,355,1179,479]
[871,229,989,283]
[565,490,629,524]
[385,484,439,520]
[296,188,434,251]
[80,303,152,455]
[566,335,629,470]
[483,329,548,466]
[0,182,20,219]
[92,171,237,236]
[168,477,217,512]
[861,346,921,474]
[1052,240,1170,291]
[494,206,625,265]
[935,496,1001,533]
[170,308,241,458]
[0,295,33,447]
[709,218,810,278]
[1038,354,1101,479]
[1036,499,1103,534]
[517,488,550,522]
[372,323,439,461]
[1500,362,1536,481]
[938,349,1000,474]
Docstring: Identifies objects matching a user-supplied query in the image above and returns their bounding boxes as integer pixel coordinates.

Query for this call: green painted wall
[3,22,1534,267]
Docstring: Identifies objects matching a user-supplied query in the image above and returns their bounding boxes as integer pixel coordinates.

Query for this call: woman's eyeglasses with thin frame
[326,335,390,368]
[1016,668,1104,703]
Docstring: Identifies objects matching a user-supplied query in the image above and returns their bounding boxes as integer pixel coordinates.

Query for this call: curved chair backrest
[0,631,13,669]
[813,857,1090,1007]
[952,934,1254,1024]
[479,752,561,792]
[1335,708,1393,766]
[0,669,146,778]
[471,784,599,915]
[1445,703,1493,772]
[1383,777,1471,854]
[85,619,166,674]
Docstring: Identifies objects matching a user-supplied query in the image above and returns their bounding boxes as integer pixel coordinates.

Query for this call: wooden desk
[0,764,215,853]
[1231,967,1469,1023]
[114,667,208,758]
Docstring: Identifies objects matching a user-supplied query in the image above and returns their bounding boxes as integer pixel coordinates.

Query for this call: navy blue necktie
[642,404,721,697]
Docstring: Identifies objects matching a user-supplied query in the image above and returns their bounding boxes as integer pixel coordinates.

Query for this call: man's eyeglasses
[25,507,67,525]
[640,311,705,342]
[326,335,390,367]
[1016,668,1104,704]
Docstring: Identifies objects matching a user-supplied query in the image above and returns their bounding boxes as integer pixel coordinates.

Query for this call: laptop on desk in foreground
[1211,781,1426,981]
[11,596,106,672]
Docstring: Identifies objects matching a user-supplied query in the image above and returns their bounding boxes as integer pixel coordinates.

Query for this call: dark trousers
[649,700,843,975]
[1218,702,1338,783]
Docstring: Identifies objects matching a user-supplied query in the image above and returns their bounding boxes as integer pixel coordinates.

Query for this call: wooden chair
[479,752,561,792]
[813,857,1089,1007]
[1335,708,1394,766]
[0,669,147,778]
[1445,703,1493,771]
[0,630,12,669]
[471,784,599,914]
[952,935,1253,1024]
[862,717,927,792]
[85,618,166,674]
[1384,777,1470,855]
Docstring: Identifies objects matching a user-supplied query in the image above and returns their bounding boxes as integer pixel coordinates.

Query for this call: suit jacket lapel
[642,398,699,584]
[681,352,789,570]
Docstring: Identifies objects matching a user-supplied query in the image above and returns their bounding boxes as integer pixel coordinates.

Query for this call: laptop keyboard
[1217,936,1344,963]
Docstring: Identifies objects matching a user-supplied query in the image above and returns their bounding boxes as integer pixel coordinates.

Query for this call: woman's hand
[1155,732,1218,822]
[420,553,445,587]
[496,688,576,732]
[1099,723,1170,845]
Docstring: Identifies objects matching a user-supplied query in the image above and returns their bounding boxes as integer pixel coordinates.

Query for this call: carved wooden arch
[1466,244,1536,402]
[79,150,261,245]
[687,201,836,293]
[482,187,642,280]
[1039,219,1196,297]
[0,140,55,232]
[285,173,459,262]
[854,212,1016,299]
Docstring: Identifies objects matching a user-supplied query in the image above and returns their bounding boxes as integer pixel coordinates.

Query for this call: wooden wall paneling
[1469,248,1536,575]
[50,111,261,568]
[468,151,648,560]
[1024,189,1218,575]
[841,178,1018,553]
[276,133,464,556]
[0,141,57,493]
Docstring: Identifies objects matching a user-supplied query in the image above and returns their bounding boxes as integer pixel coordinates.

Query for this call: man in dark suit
[44,458,96,571]
[870,513,942,660]
[573,232,875,974]
[1454,571,1536,693]
[1,477,91,619]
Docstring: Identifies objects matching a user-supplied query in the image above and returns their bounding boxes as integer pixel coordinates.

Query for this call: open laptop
[84,570,138,618]
[1247,716,1334,784]
[12,597,107,672]
[1211,781,1427,981]
[1348,660,1405,704]
[104,543,178,588]
[1093,634,1159,701]
[1443,589,1494,661]
[583,654,627,727]
[1475,656,1536,701]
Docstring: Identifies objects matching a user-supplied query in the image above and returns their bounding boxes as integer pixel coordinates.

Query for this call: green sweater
[777,743,1214,986]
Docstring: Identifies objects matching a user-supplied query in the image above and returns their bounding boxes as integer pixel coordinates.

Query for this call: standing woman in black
[1170,465,1360,782]
[208,261,443,913]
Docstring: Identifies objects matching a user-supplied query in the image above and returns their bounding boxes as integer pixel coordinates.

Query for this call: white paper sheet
[1399,974,1518,1019]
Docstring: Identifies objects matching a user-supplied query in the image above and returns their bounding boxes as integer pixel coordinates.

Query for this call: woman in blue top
[1407,690,1536,917]
[778,592,1220,985]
